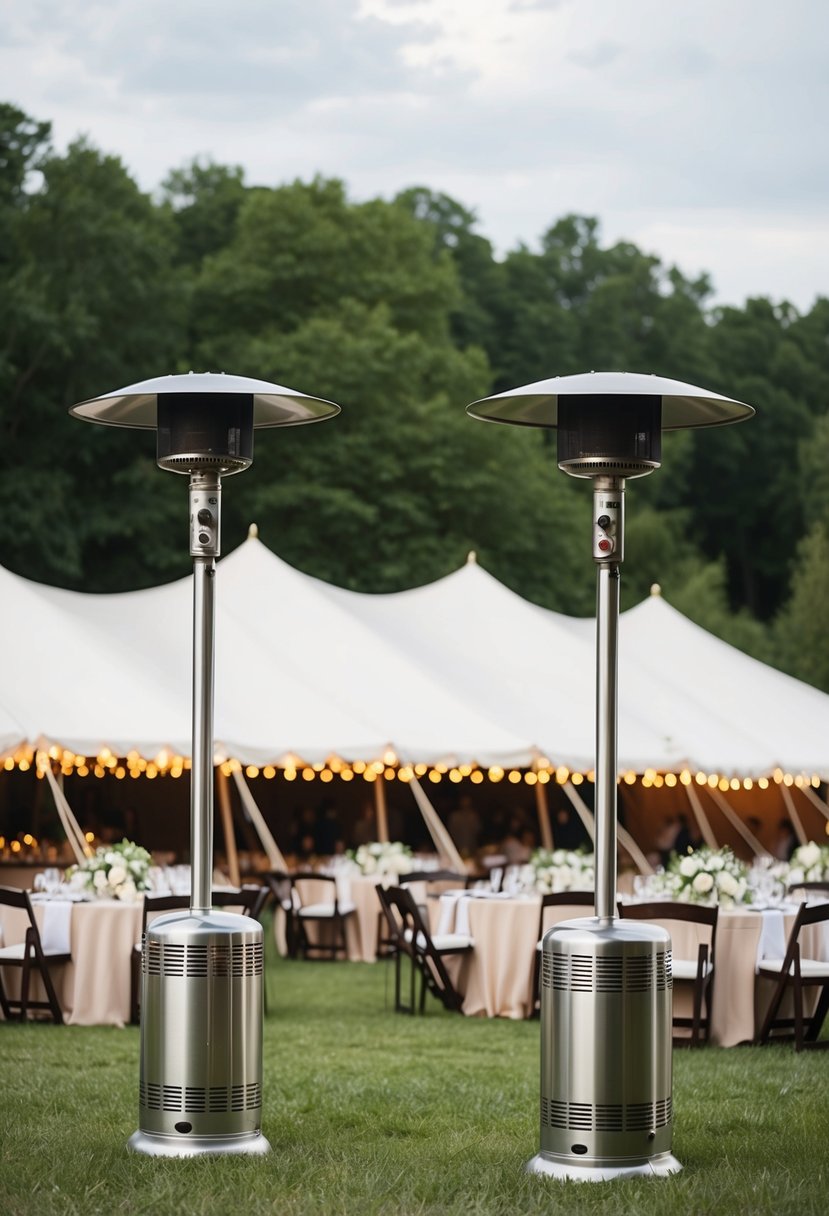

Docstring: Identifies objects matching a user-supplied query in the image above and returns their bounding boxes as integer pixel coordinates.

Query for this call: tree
[773,522,829,691]
[0,122,187,588]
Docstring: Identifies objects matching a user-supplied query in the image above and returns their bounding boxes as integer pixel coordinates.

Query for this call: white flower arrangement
[651,846,750,908]
[784,841,829,887]
[523,848,595,895]
[67,838,152,901]
[347,841,412,882]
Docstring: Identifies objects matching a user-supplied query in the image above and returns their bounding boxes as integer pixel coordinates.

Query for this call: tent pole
[799,782,829,825]
[535,781,554,850]
[684,783,719,849]
[406,773,466,872]
[562,780,653,876]
[42,761,89,865]
[779,783,808,846]
[216,768,241,887]
[374,773,390,843]
[705,787,766,857]
[231,768,290,870]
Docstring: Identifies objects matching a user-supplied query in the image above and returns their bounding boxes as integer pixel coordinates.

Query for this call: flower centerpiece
[785,840,829,886]
[523,848,595,895]
[347,841,412,883]
[652,846,750,907]
[67,838,152,901]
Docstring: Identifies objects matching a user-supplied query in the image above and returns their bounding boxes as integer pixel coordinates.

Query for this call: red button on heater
[597,538,613,553]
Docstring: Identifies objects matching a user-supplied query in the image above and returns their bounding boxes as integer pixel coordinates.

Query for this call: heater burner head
[69,371,341,431]
[557,394,661,480]
[156,393,254,475]
[466,370,754,432]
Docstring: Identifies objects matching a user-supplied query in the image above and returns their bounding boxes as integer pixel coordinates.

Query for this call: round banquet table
[438,895,826,1043]
[0,898,143,1027]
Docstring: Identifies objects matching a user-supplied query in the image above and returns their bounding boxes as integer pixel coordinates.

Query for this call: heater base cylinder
[526,1150,681,1182]
[127,1128,271,1159]
[130,910,269,1158]
[532,916,680,1180]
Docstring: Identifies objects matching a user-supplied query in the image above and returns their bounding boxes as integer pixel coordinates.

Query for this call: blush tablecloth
[0,898,143,1027]
[438,895,827,1043]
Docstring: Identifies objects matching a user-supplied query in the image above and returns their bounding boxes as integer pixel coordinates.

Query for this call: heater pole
[190,472,221,914]
[593,476,624,923]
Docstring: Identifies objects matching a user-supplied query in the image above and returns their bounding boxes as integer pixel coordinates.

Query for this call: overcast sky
[2,0,827,310]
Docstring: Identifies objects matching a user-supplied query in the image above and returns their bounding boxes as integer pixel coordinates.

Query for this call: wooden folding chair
[130,893,189,1024]
[531,891,595,1016]
[0,887,71,1024]
[376,870,473,959]
[213,884,269,918]
[620,900,718,1046]
[291,873,355,961]
[756,900,829,1051]
[380,884,473,1014]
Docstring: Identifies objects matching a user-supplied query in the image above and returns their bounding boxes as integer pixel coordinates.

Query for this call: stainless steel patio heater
[467,371,753,1181]
[70,371,340,1157]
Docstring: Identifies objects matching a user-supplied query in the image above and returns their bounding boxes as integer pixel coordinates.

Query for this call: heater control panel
[189,490,221,557]
[593,496,623,562]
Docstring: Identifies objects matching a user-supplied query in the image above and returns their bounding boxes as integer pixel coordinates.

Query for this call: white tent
[18,539,533,769]
[2,536,827,780]
[320,553,829,781]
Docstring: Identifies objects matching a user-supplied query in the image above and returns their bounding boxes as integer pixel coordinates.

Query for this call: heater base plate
[526,1151,681,1182]
[127,1129,271,1158]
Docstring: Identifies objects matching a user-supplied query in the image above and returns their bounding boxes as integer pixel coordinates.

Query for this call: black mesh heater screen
[556,395,661,466]
[157,393,254,465]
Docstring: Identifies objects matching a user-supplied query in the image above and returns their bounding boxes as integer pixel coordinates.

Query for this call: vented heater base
[527,917,681,1181]
[128,909,270,1158]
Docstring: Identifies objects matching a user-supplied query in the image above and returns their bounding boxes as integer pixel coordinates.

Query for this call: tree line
[2,102,828,690]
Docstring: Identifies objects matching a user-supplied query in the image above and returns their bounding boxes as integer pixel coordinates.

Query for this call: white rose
[788,867,805,886]
[797,842,821,868]
[361,855,377,875]
[105,851,118,866]
[108,864,127,887]
[716,871,739,897]
[692,872,714,894]
[679,856,699,878]
[708,855,724,871]
[117,879,137,902]
[93,869,108,890]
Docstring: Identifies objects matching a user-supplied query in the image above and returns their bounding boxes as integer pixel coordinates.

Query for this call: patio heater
[70,371,340,1157]
[467,371,753,1181]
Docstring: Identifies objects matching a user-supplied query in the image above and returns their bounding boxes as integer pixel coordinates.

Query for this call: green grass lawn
[1,946,827,1216]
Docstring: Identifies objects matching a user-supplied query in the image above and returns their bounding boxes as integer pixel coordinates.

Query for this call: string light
[571,772,584,786]
[340,768,354,782]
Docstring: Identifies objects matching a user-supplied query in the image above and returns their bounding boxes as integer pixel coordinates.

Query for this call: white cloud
[1,0,827,308]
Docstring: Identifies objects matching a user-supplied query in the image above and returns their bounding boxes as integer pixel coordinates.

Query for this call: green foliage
[2,101,829,685]
[774,521,829,691]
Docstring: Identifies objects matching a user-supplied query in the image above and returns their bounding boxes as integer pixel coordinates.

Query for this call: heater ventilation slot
[541,1097,672,1132]
[142,942,263,977]
[563,459,656,474]
[542,951,671,993]
[140,1082,162,1110]
[140,1083,262,1114]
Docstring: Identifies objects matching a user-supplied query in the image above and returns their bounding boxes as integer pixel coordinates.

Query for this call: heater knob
[197,509,213,525]
[597,515,611,529]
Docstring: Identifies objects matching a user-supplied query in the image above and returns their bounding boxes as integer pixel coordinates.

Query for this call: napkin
[40,899,73,955]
